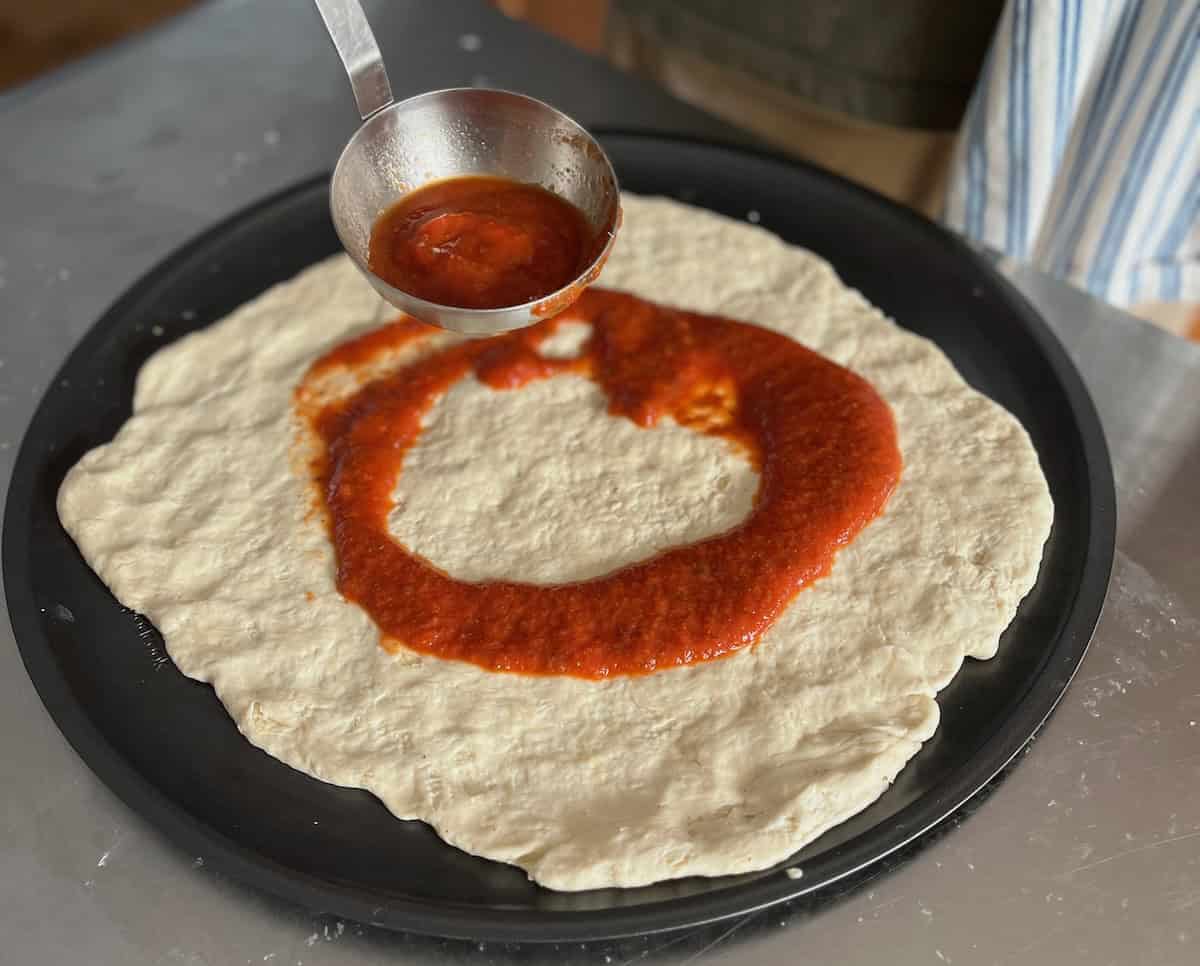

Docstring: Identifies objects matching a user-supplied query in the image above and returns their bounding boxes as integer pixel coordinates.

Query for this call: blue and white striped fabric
[943,0,1199,308]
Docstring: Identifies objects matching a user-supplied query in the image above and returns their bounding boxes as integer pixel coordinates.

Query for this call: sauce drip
[301,289,901,678]
[366,176,599,310]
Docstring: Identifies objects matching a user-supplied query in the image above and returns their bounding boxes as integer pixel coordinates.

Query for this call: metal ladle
[313,0,621,336]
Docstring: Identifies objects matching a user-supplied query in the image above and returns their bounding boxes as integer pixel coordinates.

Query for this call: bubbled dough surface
[57,195,1053,890]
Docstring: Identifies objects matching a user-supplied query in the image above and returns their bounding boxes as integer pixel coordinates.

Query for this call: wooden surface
[0,0,198,90]
[494,0,608,53]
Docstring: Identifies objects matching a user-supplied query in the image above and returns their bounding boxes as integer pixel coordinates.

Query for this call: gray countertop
[2,2,1198,964]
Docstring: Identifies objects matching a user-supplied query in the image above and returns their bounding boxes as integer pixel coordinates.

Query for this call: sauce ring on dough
[300,288,901,678]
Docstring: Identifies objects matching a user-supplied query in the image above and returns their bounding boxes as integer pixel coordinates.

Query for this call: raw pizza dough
[58,195,1053,890]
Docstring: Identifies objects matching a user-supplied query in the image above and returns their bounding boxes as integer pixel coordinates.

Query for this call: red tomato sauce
[301,289,901,678]
[366,176,600,310]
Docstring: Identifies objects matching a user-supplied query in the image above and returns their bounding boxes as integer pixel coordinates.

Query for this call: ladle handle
[313,0,394,120]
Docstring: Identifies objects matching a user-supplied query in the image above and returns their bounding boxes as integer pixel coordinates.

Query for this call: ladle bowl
[316,1,620,335]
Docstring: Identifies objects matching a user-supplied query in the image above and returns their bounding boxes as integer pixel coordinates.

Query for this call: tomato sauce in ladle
[367,176,604,311]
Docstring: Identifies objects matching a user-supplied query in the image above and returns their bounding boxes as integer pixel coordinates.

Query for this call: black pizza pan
[3,132,1115,941]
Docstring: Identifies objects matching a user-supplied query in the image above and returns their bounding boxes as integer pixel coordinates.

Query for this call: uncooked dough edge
[57,195,1053,891]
